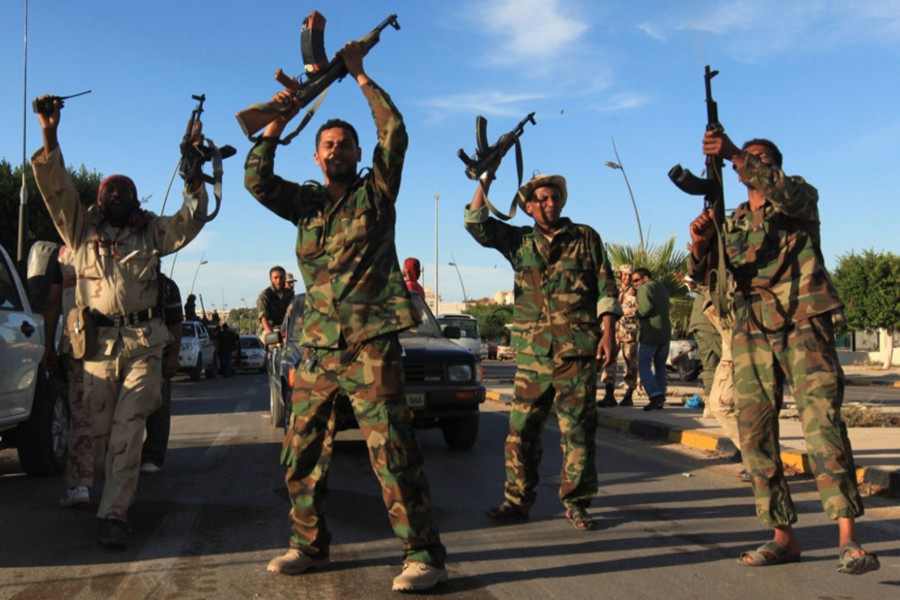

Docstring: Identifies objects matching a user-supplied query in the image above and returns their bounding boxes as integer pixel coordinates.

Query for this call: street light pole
[605,136,645,251]
[448,256,468,311]
[190,252,208,296]
[434,193,440,315]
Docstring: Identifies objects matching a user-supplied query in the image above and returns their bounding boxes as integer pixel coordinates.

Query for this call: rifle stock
[236,14,400,138]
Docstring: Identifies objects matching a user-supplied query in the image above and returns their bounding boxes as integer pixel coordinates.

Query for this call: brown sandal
[565,506,597,531]
[486,501,530,524]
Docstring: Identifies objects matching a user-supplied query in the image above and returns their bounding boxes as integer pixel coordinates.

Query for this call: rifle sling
[279,88,330,146]
[478,137,525,222]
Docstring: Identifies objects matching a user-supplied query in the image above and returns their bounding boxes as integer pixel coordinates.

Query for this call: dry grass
[841,404,900,427]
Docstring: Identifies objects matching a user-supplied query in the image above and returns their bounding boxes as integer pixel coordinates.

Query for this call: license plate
[406,393,425,408]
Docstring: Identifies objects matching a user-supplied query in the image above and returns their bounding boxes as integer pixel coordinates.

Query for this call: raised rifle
[235,12,401,142]
[667,65,729,316]
[457,112,537,220]
[178,94,236,223]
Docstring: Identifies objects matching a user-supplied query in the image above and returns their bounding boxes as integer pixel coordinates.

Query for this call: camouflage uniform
[257,284,292,335]
[32,147,208,522]
[57,247,93,490]
[464,208,620,510]
[601,280,639,392]
[244,81,445,567]
[715,153,863,526]
[688,292,721,401]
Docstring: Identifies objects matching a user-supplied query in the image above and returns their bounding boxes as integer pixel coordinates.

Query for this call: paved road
[0,371,896,599]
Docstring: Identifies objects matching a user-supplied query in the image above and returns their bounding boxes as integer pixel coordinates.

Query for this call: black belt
[92,308,156,328]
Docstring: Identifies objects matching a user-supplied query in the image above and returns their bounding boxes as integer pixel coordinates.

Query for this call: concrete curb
[484,392,899,493]
[847,379,900,388]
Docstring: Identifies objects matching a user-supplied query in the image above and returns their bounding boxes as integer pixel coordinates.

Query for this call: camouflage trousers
[282,333,445,567]
[733,310,863,527]
[84,343,163,520]
[63,354,93,489]
[601,340,638,391]
[505,353,598,509]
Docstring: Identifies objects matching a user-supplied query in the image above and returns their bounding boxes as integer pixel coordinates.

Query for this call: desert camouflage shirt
[32,146,207,356]
[723,154,842,329]
[615,284,639,343]
[464,211,621,358]
[244,81,416,348]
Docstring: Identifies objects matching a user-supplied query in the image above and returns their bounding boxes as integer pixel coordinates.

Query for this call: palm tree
[605,236,694,337]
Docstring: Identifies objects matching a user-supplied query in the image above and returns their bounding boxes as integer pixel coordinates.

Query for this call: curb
[596,414,899,493]
[847,378,900,388]
[484,392,898,493]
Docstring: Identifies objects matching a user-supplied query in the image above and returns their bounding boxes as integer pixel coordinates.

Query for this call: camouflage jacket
[32,146,208,357]
[244,81,415,348]
[464,210,621,358]
[256,285,292,332]
[615,284,639,343]
[724,154,841,329]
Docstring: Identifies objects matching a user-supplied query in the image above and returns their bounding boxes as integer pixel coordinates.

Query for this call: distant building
[494,291,514,305]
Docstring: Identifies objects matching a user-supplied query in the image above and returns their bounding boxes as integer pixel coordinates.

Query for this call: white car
[178,320,218,381]
[235,334,266,373]
[0,242,68,475]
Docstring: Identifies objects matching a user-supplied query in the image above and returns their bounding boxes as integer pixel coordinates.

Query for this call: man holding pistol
[244,41,446,592]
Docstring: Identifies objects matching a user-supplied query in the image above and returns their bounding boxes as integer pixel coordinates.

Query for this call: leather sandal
[838,541,880,575]
[565,505,597,531]
[486,501,530,524]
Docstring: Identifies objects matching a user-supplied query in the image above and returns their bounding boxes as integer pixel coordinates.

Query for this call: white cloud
[469,0,590,68]
[637,22,666,42]
[590,92,650,113]
[420,90,550,119]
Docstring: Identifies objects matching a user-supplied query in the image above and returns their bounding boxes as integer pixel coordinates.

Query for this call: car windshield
[401,295,443,338]
[284,294,307,346]
[241,337,262,349]
[437,317,478,339]
[182,322,197,338]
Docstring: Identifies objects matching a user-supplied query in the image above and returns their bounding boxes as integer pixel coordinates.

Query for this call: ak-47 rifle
[178,94,236,223]
[235,12,401,142]
[457,112,537,220]
[667,65,729,316]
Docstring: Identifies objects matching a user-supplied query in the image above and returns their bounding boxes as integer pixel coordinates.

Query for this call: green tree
[0,158,102,255]
[605,235,692,336]
[833,250,900,368]
[464,303,513,343]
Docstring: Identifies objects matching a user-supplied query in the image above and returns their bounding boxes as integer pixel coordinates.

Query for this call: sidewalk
[484,366,900,493]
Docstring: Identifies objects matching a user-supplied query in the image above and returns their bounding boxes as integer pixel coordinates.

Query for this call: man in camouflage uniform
[244,42,446,592]
[691,132,878,574]
[32,96,208,548]
[598,264,639,407]
[465,171,620,531]
[43,245,93,508]
[257,265,292,335]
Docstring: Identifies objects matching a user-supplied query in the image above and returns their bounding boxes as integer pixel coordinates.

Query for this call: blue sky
[2,0,898,313]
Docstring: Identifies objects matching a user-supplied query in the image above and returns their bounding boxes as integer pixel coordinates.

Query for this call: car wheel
[17,373,68,476]
[190,354,202,381]
[440,413,479,450]
[270,379,284,428]
[206,353,218,379]
[677,359,701,382]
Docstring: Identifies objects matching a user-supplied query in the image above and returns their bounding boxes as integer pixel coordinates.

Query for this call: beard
[323,160,357,183]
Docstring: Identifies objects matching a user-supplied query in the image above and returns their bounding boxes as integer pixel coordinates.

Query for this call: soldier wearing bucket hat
[465,169,621,531]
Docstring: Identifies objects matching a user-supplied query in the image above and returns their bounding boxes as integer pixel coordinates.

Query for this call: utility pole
[434,193,440,314]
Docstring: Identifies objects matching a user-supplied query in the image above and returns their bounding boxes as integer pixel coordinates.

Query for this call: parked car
[496,345,516,361]
[178,320,218,381]
[0,242,68,475]
[667,338,702,381]
[268,293,485,450]
[234,334,266,373]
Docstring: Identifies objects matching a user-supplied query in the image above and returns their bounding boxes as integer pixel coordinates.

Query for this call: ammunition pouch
[66,307,97,360]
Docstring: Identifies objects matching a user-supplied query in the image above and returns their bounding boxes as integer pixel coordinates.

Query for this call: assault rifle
[235,12,401,141]
[457,112,537,220]
[178,94,236,223]
[667,65,728,316]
